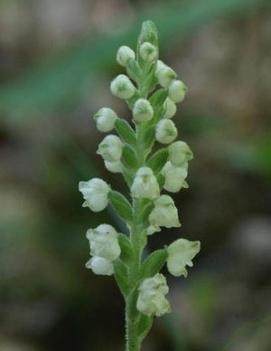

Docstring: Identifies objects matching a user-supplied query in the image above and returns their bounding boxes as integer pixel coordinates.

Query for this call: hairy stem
[125,295,141,351]
[125,125,147,350]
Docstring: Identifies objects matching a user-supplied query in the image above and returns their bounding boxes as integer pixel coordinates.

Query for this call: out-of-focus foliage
[0,0,270,123]
[0,0,271,350]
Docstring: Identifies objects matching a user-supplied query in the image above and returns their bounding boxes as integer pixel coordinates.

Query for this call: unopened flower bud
[110,74,136,99]
[94,107,117,132]
[86,224,121,261]
[139,42,158,62]
[133,98,154,122]
[97,135,123,162]
[86,256,114,276]
[147,195,181,235]
[131,167,160,199]
[156,60,167,71]
[155,119,177,144]
[167,239,201,277]
[161,161,188,193]
[168,80,187,103]
[116,45,135,67]
[156,65,176,88]
[79,178,110,212]
[104,160,122,174]
[163,98,177,119]
[136,274,170,317]
[168,141,193,166]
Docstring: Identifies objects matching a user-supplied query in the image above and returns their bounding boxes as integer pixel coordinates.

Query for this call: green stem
[125,128,147,350]
[125,295,141,351]
[125,199,144,351]
[125,66,151,351]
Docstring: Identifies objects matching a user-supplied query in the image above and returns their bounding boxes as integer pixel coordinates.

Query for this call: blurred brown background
[0,0,271,350]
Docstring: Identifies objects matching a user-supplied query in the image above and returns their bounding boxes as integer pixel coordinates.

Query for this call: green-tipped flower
[139,42,158,62]
[168,141,193,166]
[131,167,160,199]
[97,135,123,162]
[133,98,154,122]
[136,274,170,317]
[110,74,136,99]
[147,195,181,235]
[156,60,166,70]
[79,178,110,212]
[155,119,178,144]
[167,239,201,277]
[168,80,187,103]
[94,107,117,132]
[116,45,135,67]
[163,97,177,119]
[156,64,176,88]
[161,161,188,193]
[86,256,114,276]
[86,224,121,261]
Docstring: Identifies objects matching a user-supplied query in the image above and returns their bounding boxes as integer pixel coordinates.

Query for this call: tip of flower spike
[138,20,158,47]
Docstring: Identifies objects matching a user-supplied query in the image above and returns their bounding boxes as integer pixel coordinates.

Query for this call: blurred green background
[0,0,271,350]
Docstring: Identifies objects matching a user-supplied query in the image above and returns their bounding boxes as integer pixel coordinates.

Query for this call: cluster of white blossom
[85,224,121,275]
[79,22,200,320]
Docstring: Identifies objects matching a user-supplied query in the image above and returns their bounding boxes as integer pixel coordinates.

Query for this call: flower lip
[167,239,201,277]
[78,178,110,212]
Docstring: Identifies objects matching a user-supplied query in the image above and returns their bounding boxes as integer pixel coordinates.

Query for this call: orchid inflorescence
[79,20,200,351]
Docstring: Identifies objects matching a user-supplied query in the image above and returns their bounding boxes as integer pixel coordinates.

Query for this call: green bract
[78,20,201,351]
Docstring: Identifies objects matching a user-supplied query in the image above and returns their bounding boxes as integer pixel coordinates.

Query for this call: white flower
[168,80,187,103]
[147,195,181,235]
[104,160,122,174]
[116,45,135,67]
[110,74,136,99]
[139,42,158,62]
[94,107,117,132]
[86,224,121,261]
[155,119,178,144]
[133,98,154,122]
[167,239,201,277]
[79,178,110,212]
[136,274,170,317]
[86,256,114,276]
[156,65,176,88]
[163,98,177,119]
[146,225,161,236]
[156,60,167,71]
[161,161,188,193]
[131,167,160,199]
[97,135,123,162]
[168,141,193,167]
